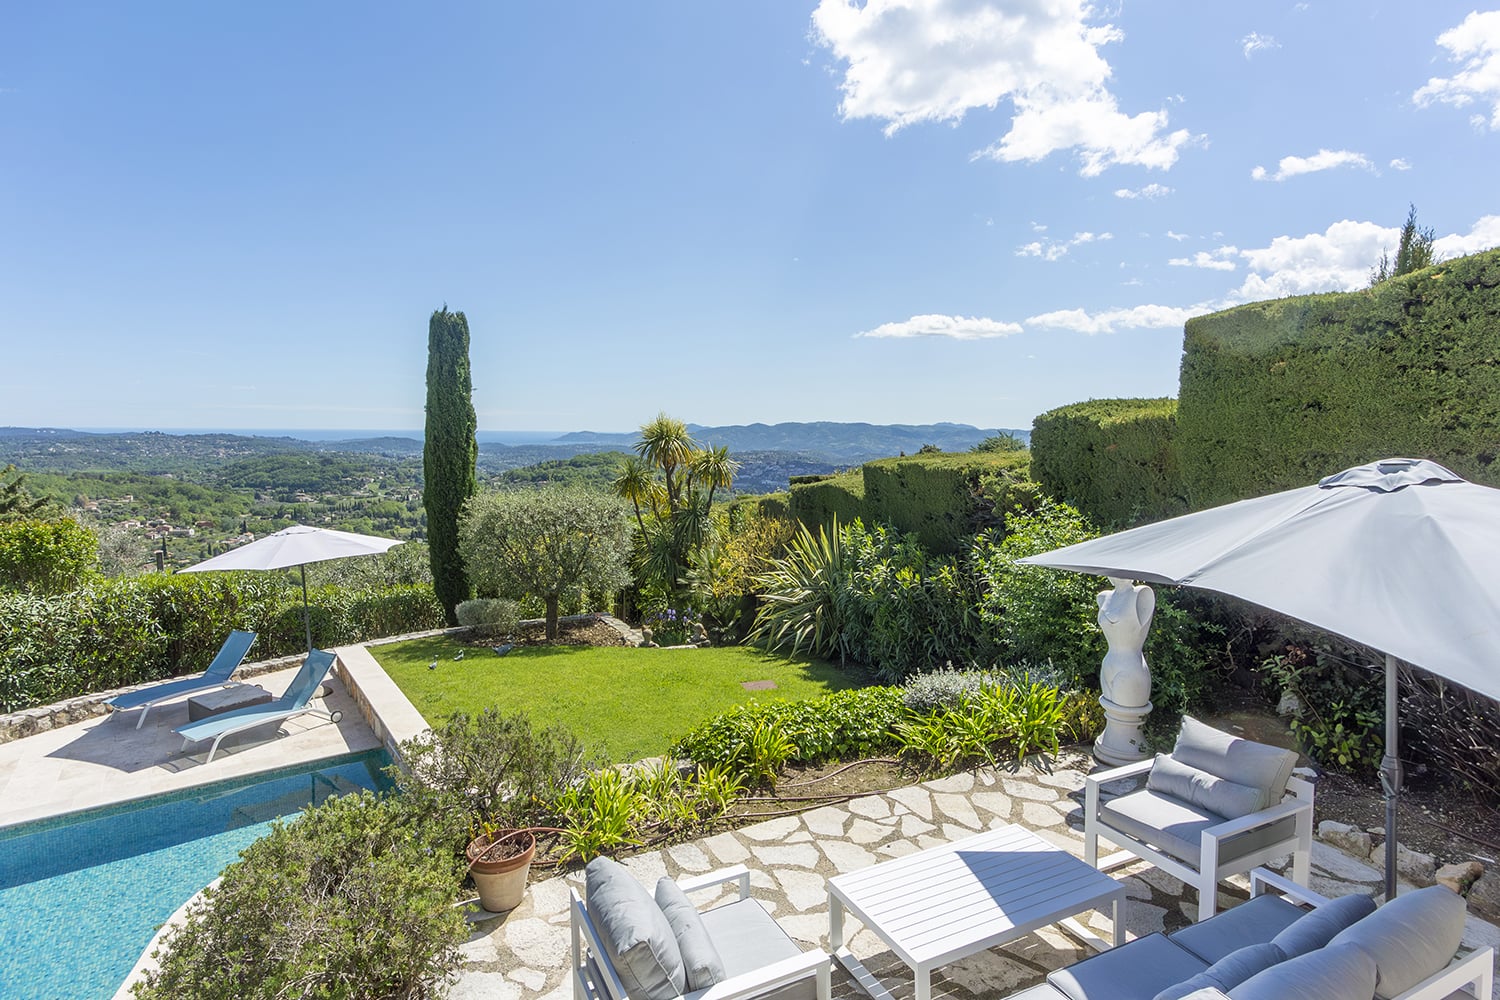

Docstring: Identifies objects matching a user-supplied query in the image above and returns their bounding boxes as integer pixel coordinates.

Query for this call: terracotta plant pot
[466,829,536,912]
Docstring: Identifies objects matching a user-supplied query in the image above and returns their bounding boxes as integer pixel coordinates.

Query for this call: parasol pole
[300,562,313,654]
[1380,652,1401,901]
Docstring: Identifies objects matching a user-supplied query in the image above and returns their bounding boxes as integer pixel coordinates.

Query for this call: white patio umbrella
[1018,457,1500,900]
[180,525,404,653]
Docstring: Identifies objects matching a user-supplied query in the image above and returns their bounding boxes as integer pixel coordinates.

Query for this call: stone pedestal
[1095,695,1153,765]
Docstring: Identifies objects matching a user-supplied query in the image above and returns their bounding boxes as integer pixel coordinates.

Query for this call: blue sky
[2,3,1498,435]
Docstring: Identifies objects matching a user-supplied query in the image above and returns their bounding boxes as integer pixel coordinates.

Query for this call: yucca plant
[748,519,847,660]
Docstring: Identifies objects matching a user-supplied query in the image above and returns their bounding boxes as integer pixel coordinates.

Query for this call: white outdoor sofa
[1003,869,1493,1000]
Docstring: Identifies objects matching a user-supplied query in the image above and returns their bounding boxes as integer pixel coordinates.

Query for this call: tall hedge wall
[788,471,865,534]
[1178,249,1500,507]
[1030,397,1184,527]
[788,451,1031,553]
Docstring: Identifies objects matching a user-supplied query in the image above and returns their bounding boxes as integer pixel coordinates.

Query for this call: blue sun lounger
[106,629,258,729]
[174,649,341,763]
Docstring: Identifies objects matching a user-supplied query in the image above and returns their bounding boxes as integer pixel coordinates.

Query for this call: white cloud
[1230,220,1394,300]
[1433,215,1500,258]
[1241,32,1280,59]
[1016,230,1114,260]
[810,0,1198,175]
[1169,247,1240,272]
[1115,183,1173,199]
[1389,157,1412,171]
[1165,230,1190,242]
[1225,215,1500,301]
[1251,149,1374,181]
[1024,303,1200,334]
[1413,10,1500,129]
[854,314,1023,339]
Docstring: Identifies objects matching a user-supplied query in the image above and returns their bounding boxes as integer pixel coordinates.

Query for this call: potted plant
[466,824,537,912]
[396,709,604,913]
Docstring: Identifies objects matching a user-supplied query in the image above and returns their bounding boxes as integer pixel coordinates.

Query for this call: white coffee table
[827,824,1126,1000]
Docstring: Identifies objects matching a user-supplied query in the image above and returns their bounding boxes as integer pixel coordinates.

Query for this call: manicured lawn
[370,638,860,763]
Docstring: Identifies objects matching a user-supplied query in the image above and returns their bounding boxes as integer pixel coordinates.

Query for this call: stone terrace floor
[452,749,1500,1000]
[0,662,377,828]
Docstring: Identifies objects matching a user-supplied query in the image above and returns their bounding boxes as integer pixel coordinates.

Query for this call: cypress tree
[423,307,478,624]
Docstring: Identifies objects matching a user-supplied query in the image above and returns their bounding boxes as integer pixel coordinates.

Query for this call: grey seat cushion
[1173,717,1299,810]
[1148,754,1264,820]
[1328,885,1468,999]
[1100,790,1299,870]
[1153,942,1285,1000]
[656,878,727,991]
[1048,933,1207,1000]
[1005,986,1072,1000]
[1227,941,1377,1000]
[1270,892,1376,960]
[699,897,815,1000]
[1170,893,1305,964]
[584,857,686,1000]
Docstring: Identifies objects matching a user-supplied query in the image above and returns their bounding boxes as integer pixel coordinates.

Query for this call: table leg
[1112,892,1123,947]
[829,892,844,952]
[915,965,931,1000]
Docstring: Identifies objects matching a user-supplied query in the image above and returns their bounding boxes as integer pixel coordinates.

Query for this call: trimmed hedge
[1030,398,1184,526]
[788,470,866,533]
[0,574,444,712]
[726,492,789,530]
[1178,249,1500,507]
[788,452,1031,554]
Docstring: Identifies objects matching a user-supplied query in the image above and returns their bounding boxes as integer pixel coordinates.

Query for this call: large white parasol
[180,524,404,652]
[1020,458,1500,899]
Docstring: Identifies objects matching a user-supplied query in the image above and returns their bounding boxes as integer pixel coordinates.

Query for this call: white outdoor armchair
[571,858,831,1000]
[1084,716,1314,923]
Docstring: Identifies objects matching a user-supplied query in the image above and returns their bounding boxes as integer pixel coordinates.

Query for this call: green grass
[369,639,861,763]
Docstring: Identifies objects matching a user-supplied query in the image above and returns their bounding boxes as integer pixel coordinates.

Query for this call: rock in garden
[1468,872,1500,916]
[1437,861,1485,894]
[1276,690,1304,718]
[1391,844,1437,886]
[1318,820,1373,859]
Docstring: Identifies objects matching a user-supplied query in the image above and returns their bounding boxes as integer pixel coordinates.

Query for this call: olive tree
[459,486,633,640]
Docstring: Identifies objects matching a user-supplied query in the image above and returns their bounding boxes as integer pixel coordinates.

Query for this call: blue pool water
[0,749,393,1000]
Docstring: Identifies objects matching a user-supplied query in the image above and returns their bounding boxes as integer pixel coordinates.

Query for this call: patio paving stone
[886,785,933,819]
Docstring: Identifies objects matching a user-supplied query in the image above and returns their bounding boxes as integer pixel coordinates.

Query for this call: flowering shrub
[646,606,699,645]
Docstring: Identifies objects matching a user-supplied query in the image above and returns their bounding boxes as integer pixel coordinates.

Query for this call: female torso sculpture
[1096,576,1154,709]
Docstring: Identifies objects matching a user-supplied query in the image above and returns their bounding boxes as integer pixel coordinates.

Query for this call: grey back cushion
[1153,941,1285,1000]
[1173,717,1299,810]
[1228,942,1377,1000]
[585,857,686,1000]
[1147,753,1264,820]
[655,877,727,991]
[1327,885,1467,999]
[1270,892,1376,959]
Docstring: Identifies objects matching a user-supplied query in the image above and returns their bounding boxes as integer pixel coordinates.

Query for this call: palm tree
[611,457,657,535]
[690,445,739,508]
[635,413,694,510]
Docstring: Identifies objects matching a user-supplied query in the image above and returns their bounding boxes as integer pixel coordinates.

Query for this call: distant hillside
[553,421,1027,464]
[0,423,1028,495]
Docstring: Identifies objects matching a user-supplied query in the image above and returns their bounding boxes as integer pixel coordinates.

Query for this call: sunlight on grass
[370,639,860,763]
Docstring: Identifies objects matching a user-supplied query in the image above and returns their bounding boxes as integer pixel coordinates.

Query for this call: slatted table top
[827,823,1125,969]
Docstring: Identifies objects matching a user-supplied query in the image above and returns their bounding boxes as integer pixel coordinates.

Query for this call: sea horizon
[71,427,570,445]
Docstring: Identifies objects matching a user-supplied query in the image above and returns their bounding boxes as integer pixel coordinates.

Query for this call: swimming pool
[0,748,394,1000]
